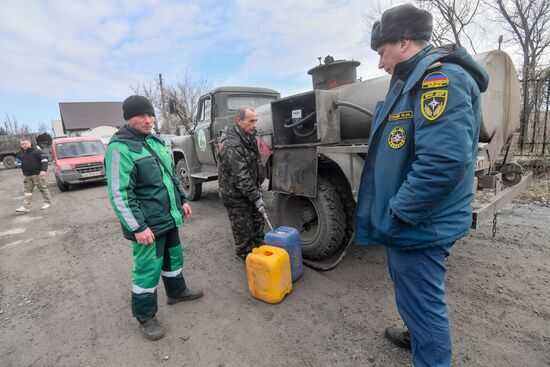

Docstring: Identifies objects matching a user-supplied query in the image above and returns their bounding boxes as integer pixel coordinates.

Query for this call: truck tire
[327,174,356,247]
[2,155,16,169]
[274,177,345,260]
[55,174,69,192]
[176,157,202,201]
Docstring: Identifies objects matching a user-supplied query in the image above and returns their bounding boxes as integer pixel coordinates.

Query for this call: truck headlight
[60,164,73,171]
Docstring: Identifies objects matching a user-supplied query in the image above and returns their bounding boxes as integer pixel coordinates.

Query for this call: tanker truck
[255,50,531,260]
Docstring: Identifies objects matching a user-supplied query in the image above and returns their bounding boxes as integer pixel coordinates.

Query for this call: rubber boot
[167,287,204,305]
[137,317,165,341]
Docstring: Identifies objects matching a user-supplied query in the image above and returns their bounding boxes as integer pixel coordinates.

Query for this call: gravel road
[0,167,549,366]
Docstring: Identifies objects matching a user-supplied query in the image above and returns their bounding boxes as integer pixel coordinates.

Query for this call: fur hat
[122,95,155,121]
[371,4,433,51]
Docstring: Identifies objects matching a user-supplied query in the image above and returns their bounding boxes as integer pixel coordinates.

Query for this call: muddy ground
[0,167,549,367]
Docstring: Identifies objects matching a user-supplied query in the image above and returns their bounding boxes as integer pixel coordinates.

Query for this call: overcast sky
[0,0,517,132]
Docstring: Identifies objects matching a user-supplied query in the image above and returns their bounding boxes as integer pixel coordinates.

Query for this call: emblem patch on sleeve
[388,127,406,149]
[421,90,448,121]
[422,72,449,89]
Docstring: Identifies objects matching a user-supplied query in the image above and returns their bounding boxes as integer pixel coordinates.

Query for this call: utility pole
[159,74,165,109]
[158,73,165,133]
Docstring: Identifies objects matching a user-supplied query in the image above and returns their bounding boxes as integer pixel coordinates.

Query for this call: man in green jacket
[106,95,203,341]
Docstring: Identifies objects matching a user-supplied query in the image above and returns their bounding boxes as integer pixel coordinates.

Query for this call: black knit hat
[122,95,155,121]
[371,4,433,51]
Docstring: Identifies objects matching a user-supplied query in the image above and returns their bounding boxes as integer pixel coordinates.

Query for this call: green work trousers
[130,227,187,319]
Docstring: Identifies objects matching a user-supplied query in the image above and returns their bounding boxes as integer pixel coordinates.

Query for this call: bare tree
[364,0,485,53]
[416,0,485,52]
[131,70,210,135]
[164,71,210,135]
[37,122,51,134]
[3,114,30,134]
[363,0,392,30]
[486,0,550,152]
[487,0,550,80]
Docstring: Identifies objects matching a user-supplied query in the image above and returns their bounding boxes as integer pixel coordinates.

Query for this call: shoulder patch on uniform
[388,111,413,122]
[388,127,406,149]
[421,90,448,121]
[422,71,449,89]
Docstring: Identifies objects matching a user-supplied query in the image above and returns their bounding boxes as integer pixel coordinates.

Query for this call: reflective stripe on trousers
[130,227,187,319]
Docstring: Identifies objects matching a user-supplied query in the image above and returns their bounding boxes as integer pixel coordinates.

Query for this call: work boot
[238,252,250,260]
[237,245,255,260]
[167,287,204,305]
[137,317,165,341]
[15,206,30,213]
[384,327,411,350]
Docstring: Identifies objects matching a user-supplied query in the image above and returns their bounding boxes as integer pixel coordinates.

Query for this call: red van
[51,136,106,191]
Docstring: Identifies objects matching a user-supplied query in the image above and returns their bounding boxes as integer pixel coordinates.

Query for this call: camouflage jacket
[217,124,262,207]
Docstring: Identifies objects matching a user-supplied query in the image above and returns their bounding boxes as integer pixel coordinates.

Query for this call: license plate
[81,171,102,178]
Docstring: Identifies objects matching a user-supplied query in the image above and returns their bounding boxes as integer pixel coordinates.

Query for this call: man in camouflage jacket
[15,139,51,212]
[217,106,265,259]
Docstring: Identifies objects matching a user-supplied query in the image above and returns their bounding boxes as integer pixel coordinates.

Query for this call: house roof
[59,102,125,131]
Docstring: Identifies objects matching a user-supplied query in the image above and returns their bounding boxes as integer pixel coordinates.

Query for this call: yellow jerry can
[246,245,292,304]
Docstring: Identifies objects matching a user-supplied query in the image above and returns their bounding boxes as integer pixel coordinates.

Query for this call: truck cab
[171,86,280,200]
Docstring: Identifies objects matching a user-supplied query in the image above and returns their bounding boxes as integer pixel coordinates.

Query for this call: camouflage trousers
[23,175,51,209]
[225,202,265,256]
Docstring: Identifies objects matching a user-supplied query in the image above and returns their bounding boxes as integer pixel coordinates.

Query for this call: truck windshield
[56,141,105,159]
[227,95,277,110]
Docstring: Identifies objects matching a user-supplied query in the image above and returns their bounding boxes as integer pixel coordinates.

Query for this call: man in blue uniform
[354,4,489,366]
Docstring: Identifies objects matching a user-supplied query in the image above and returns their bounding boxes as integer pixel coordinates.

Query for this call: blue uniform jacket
[355,45,489,250]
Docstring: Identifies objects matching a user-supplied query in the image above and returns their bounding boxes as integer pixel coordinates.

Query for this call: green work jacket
[106,125,187,240]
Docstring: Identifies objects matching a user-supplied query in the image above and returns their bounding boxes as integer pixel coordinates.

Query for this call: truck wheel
[501,163,524,186]
[502,172,522,186]
[327,174,356,247]
[2,155,16,169]
[274,177,345,260]
[176,158,202,201]
[55,174,69,192]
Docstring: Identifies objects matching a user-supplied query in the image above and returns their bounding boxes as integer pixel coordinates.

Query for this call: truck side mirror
[169,99,177,114]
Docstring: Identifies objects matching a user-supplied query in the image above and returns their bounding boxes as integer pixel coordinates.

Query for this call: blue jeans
[386,244,453,367]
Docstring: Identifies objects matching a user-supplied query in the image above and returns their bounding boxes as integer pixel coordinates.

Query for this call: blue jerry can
[264,226,303,282]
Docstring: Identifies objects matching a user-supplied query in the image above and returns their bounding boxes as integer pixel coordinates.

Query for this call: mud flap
[271,147,318,198]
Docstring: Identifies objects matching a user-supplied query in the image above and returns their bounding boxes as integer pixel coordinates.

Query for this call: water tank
[257,50,520,147]
[307,56,361,90]
[328,50,521,143]
[473,50,521,144]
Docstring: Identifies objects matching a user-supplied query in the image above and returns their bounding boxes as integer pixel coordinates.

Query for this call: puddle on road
[0,228,26,237]
[14,216,43,223]
[47,229,69,237]
[13,215,44,223]
[0,239,33,250]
